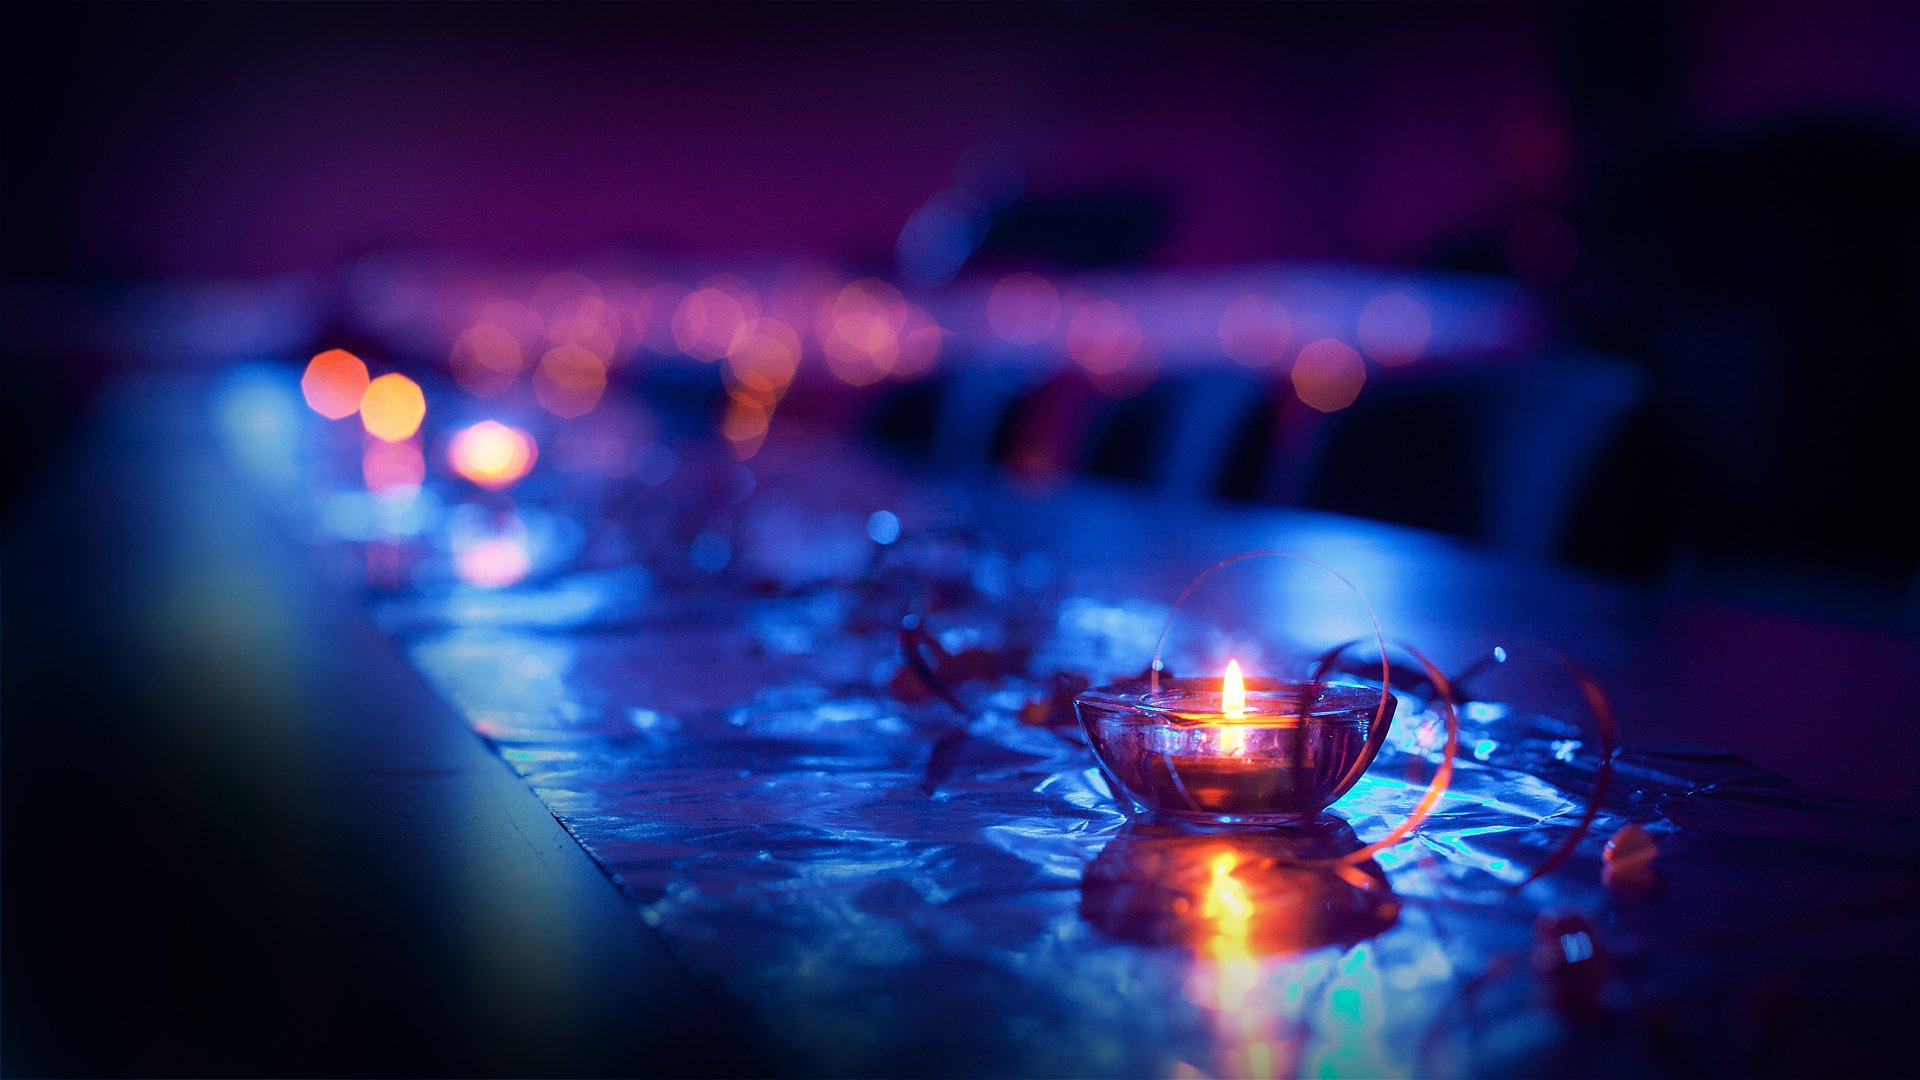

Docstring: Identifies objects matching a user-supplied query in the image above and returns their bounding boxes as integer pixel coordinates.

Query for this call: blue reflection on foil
[225,409,1920,1077]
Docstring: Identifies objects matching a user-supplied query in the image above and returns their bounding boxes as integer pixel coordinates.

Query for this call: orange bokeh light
[721,389,774,461]
[533,344,608,418]
[448,420,538,491]
[525,273,632,364]
[547,292,621,361]
[672,278,759,361]
[449,323,527,397]
[724,317,803,398]
[1291,339,1367,413]
[986,272,1061,346]
[820,278,907,386]
[360,373,427,441]
[1217,295,1294,368]
[301,349,370,419]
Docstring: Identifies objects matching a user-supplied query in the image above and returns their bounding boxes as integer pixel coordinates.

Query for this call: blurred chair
[1266,352,1650,562]
[1149,370,1274,496]
[994,367,1271,496]
[1077,370,1271,496]
[865,365,1032,471]
[993,370,1110,484]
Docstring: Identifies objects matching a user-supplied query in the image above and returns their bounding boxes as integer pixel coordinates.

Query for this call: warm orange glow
[1198,849,1259,1006]
[1192,849,1275,1076]
[723,317,802,399]
[819,278,911,386]
[1202,852,1253,941]
[721,389,774,461]
[1216,659,1250,756]
[301,349,370,419]
[893,303,944,379]
[672,277,759,361]
[1290,338,1367,413]
[1223,659,1246,718]
[449,323,527,396]
[362,437,425,495]
[448,420,538,490]
[533,344,608,418]
[546,292,620,361]
[359,373,427,442]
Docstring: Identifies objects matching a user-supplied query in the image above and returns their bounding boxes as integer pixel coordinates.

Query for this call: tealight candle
[1075,660,1393,824]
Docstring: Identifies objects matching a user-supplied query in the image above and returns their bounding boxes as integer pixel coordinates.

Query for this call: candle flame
[1223,659,1246,718]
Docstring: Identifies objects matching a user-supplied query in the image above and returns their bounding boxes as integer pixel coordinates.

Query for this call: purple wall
[5,2,1917,279]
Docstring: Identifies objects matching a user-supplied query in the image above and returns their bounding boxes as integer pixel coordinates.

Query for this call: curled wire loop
[1502,649,1617,890]
[1300,638,1459,872]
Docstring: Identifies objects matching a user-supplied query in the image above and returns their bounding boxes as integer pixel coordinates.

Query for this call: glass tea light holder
[1076,551,1459,852]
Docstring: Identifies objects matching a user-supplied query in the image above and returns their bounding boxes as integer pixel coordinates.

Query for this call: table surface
[5,371,1917,1075]
[981,478,1920,818]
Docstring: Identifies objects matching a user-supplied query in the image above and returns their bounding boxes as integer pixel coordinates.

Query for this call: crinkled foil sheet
[253,412,1920,1078]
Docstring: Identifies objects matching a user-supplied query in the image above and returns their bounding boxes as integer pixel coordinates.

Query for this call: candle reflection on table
[1081,818,1398,1079]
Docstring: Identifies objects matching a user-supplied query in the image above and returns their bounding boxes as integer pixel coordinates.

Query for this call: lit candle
[1217,659,1247,754]
[1075,662,1392,823]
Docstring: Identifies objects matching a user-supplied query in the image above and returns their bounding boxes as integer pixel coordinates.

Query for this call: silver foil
[226,372,1920,1077]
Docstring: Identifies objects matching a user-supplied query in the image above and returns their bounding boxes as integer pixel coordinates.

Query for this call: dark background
[6,1,1918,619]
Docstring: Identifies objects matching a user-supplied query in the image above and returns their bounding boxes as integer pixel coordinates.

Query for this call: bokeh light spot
[449,323,527,396]
[534,344,608,418]
[688,530,732,573]
[986,273,1062,346]
[362,437,425,495]
[866,509,901,545]
[448,420,538,491]
[1355,292,1431,366]
[721,389,773,461]
[360,373,427,441]
[672,277,760,361]
[1217,295,1293,367]
[546,292,621,362]
[723,318,803,399]
[301,348,370,419]
[893,304,944,379]
[820,278,906,386]
[1291,339,1367,413]
[1065,299,1143,375]
[453,515,532,589]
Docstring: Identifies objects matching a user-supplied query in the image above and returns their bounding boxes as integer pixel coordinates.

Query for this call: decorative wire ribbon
[904,546,1616,894]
